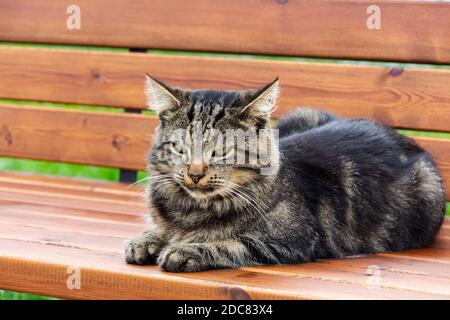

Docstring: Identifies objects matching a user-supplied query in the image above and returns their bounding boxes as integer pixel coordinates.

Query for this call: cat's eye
[210,145,234,164]
[211,147,225,159]
[169,142,183,156]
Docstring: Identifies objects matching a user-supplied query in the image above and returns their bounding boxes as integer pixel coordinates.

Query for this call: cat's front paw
[124,232,164,265]
[157,244,209,272]
[124,239,155,265]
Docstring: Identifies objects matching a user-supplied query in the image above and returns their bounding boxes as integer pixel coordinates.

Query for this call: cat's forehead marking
[186,89,241,131]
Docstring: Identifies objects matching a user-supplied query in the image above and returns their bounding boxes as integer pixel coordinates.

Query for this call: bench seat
[0,171,448,300]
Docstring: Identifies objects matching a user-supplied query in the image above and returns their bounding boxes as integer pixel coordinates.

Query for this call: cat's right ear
[145,74,181,115]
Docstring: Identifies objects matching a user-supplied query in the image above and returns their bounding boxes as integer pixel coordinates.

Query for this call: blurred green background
[0,42,449,300]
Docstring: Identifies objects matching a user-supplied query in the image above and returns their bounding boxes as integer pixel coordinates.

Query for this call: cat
[125,75,445,272]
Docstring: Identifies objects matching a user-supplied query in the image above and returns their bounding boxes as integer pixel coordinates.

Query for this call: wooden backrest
[0,1,449,198]
[1,0,450,63]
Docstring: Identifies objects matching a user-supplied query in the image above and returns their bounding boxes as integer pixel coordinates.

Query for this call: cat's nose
[187,164,207,184]
[188,172,206,184]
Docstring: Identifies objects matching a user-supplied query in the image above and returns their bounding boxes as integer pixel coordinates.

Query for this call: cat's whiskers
[220,181,271,225]
[126,173,173,189]
[227,187,269,224]
[226,180,270,210]
[220,187,248,213]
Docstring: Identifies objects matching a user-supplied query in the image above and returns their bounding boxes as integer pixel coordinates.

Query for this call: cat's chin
[181,185,218,199]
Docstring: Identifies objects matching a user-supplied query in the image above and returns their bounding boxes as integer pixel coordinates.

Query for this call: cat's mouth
[180,184,222,199]
[184,185,216,193]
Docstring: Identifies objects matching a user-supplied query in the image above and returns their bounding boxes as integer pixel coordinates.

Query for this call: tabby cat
[125,76,445,272]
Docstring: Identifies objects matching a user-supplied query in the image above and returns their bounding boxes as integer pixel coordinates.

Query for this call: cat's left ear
[241,78,280,118]
[145,74,181,115]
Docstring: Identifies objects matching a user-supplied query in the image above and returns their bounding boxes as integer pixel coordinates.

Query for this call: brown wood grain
[0,173,448,299]
[0,207,142,237]
[0,172,144,221]
[0,218,449,298]
[0,189,143,216]
[241,251,450,296]
[0,198,142,224]
[1,0,450,63]
[1,47,450,132]
[0,104,157,170]
[244,250,450,280]
[380,248,450,264]
[1,237,449,300]
[0,174,142,204]
[0,171,140,195]
[3,241,446,300]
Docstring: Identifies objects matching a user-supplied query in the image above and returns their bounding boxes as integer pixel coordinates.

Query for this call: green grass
[396,129,450,139]
[0,41,128,52]
[0,157,119,181]
[0,290,57,300]
[0,98,123,113]
[146,49,450,70]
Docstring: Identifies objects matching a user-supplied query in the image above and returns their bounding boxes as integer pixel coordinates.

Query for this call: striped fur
[125,79,445,272]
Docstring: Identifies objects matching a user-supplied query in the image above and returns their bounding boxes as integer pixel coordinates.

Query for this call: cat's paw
[124,232,163,265]
[157,244,209,272]
[124,239,155,265]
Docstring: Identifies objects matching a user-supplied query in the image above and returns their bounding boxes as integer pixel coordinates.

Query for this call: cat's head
[145,75,280,200]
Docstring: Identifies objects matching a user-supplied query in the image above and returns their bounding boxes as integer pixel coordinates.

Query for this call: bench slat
[0,199,139,224]
[1,0,450,63]
[0,205,143,237]
[4,240,448,300]
[0,173,449,299]
[0,104,157,170]
[1,47,450,132]
[0,174,142,204]
[0,189,142,217]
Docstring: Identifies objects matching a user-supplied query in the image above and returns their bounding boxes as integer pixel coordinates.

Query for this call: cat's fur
[125,76,445,272]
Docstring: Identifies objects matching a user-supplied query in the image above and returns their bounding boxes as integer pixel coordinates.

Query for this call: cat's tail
[276,107,338,138]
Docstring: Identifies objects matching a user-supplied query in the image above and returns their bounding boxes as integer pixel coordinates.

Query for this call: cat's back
[279,117,418,166]
[278,116,442,191]
[277,115,445,252]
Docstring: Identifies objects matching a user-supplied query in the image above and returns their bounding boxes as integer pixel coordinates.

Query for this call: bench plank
[1,47,450,132]
[0,104,157,170]
[0,199,139,224]
[4,241,448,300]
[0,173,449,299]
[0,189,143,217]
[0,205,143,237]
[1,0,450,63]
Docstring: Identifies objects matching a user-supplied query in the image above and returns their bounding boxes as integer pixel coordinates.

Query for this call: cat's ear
[241,78,279,118]
[145,74,181,114]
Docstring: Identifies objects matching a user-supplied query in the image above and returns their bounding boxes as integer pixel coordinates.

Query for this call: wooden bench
[0,0,449,299]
